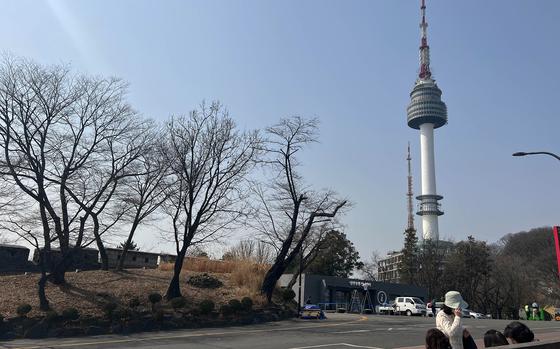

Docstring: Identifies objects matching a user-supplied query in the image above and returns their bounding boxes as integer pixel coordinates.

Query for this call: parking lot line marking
[10,316,369,349]
[331,330,371,334]
[288,343,383,349]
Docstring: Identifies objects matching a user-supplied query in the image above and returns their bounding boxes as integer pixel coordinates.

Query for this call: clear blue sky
[1,0,559,259]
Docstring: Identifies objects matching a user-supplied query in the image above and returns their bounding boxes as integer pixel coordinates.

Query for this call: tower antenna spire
[406,143,415,231]
[419,0,432,80]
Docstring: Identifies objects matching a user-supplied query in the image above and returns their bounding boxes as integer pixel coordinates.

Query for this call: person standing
[436,291,472,349]
[431,299,437,317]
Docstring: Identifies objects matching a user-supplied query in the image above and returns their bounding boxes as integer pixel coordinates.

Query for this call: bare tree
[59,117,150,270]
[0,56,143,308]
[162,101,260,299]
[116,128,171,270]
[255,117,347,302]
[360,250,381,281]
[223,239,273,264]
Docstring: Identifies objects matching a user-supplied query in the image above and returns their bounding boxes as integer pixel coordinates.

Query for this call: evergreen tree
[304,230,363,278]
[118,240,139,251]
[400,228,419,284]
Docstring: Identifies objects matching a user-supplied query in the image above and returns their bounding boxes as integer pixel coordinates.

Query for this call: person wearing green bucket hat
[435,291,475,349]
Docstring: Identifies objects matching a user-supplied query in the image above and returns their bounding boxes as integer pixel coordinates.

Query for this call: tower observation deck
[406,0,447,241]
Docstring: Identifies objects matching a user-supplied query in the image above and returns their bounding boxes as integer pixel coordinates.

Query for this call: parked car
[394,297,427,316]
[377,301,396,315]
[469,310,483,319]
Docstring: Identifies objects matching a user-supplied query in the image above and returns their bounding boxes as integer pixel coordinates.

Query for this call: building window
[145,257,149,263]
[132,256,137,261]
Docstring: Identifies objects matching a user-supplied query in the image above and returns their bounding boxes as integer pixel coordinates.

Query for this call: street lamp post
[513,150,560,282]
[512,151,560,161]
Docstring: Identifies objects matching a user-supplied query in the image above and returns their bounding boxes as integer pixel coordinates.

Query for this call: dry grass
[160,257,239,274]
[0,268,267,319]
[160,257,269,303]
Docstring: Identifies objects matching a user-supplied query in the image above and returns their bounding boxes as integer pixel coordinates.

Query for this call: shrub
[281,289,296,302]
[187,273,223,289]
[102,302,118,318]
[112,307,132,321]
[16,304,32,317]
[199,300,215,315]
[148,293,163,305]
[187,273,224,288]
[62,308,80,321]
[241,297,253,311]
[128,297,140,308]
[153,309,164,322]
[220,304,233,316]
[170,297,187,310]
[228,299,243,313]
[44,310,59,324]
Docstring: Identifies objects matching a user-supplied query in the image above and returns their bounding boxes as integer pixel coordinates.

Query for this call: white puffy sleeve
[436,311,463,338]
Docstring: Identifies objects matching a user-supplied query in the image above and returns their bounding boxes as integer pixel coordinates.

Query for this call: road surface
[3,313,560,349]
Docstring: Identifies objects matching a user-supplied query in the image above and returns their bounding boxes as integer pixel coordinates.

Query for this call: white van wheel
[406,310,412,316]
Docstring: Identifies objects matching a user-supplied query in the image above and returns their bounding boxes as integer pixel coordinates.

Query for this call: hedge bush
[16,304,32,317]
[148,293,163,305]
[199,300,215,315]
[241,297,253,311]
[44,310,60,324]
[102,302,118,318]
[228,299,242,313]
[170,297,187,310]
[62,308,80,321]
[128,297,140,308]
[153,309,164,321]
[220,304,233,316]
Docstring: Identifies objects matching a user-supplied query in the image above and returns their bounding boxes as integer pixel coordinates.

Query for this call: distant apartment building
[377,250,403,284]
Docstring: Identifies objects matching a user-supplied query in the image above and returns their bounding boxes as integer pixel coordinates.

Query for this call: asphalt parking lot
[3,313,560,349]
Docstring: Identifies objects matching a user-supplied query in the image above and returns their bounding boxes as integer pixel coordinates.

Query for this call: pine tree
[400,227,419,284]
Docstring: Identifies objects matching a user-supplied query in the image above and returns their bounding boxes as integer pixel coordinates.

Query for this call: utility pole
[297,247,303,315]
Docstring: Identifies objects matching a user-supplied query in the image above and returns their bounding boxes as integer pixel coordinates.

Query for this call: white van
[394,296,427,316]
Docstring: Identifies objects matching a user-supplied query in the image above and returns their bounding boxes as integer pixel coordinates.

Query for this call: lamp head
[512,152,527,157]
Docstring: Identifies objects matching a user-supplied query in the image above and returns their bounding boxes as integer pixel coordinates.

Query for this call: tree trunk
[37,248,50,310]
[261,261,287,303]
[116,220,140,270]
[38,272,49,311]
[262,243,303,303]
[165,248,187,299]
[49,260,67,285]
[92,215,109,270]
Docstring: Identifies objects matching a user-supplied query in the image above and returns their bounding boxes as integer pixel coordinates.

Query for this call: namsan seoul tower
[406,0,447,241]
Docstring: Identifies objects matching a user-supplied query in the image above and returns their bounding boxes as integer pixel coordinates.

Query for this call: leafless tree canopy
[162,101,261,299]
[0,56,150,308]
[256,117,347,302]
[223,239,273,264]
[360,250,381,281]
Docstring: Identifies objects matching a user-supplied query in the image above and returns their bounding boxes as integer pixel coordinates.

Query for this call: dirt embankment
[0,268,265,318]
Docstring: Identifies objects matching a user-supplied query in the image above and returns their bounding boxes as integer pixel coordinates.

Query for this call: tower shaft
[419,124,440,239]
